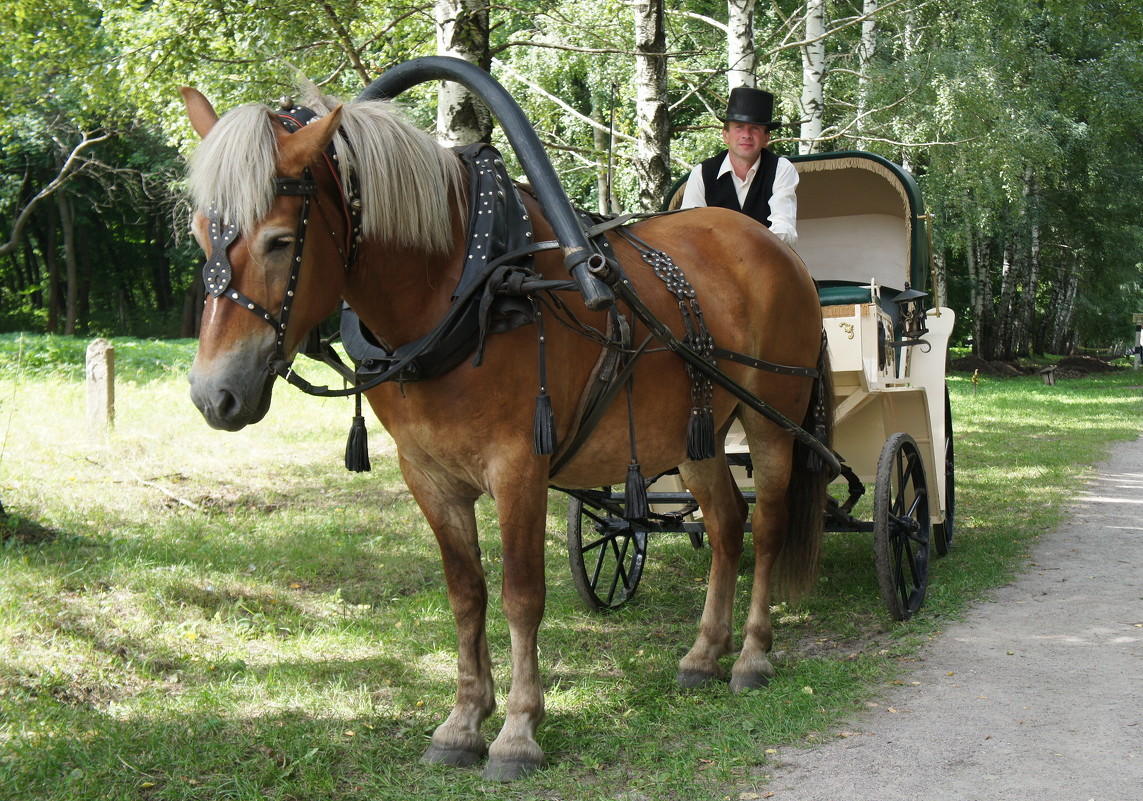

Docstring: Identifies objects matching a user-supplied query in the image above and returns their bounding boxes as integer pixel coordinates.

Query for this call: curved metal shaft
[358,56,614,311]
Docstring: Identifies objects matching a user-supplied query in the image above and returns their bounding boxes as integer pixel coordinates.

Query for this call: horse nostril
[190,382,248,431]
[213,388,243,421]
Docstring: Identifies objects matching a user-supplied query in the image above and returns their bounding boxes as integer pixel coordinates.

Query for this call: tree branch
[0,131,113,258]
[492,58,635,144]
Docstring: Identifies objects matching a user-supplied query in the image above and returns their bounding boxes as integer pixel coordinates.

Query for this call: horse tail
[774,336,833,601]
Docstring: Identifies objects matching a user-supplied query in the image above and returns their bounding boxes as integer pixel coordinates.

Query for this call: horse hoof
[482,757,543,782]
[676,669,720,689]
[729,672,771,693]
[422,744,485,768]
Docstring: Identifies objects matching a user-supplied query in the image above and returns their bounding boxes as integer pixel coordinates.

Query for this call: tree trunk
[931,248,949,311]
[151,215,172,312]
[1048,255,1080,354]
[899,3,919,172]
[799,0,826,154]
[727,0,757,90]
[44,205,60,333]
[181,280,204,339]
[434,0,492,147]
[21,234,43,310]
[593,122,611,215]
[855,0,877,148]
[633,0,671,211]
[78,222,92,330]
[995,238,1020,359]
[976,243,995,358]
[59,194,78,335]
[1014,220,1040,356]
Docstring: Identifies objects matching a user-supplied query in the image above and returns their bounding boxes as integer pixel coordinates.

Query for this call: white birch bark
[1014,172,1042,355]
[435,0,491,147]
[799,0,826,154]
[996,241,1020,358]
[965,217,984,356]
[1056,259,1080,352]
[727,0,757,89]
[855,0,877,147]
[1015,221,1041,355]
[633,0,671,211]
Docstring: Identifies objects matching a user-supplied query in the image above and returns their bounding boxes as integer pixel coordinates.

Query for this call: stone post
[86,338,115,432]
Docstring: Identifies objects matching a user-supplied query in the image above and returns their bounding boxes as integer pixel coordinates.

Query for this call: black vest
[701,149,779,227]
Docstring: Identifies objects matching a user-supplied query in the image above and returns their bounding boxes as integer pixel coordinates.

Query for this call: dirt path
[767,435,1143,801]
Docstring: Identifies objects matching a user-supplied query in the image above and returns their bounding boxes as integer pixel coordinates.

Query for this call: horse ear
[181,87,219,139]
[277,105,345,173]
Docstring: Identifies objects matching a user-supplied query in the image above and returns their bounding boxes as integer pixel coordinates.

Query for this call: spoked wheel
[873,433,931,621]
[567,496,648,611]
[933,385,956,555]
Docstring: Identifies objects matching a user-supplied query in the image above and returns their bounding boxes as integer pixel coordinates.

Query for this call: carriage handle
[358,56,615,312]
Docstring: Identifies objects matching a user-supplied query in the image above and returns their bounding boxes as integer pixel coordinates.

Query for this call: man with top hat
[679,86,799,247]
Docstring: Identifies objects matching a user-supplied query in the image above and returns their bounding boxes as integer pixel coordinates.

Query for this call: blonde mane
[187,88,466,255]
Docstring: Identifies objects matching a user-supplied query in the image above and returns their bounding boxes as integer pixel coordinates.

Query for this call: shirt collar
[717,152,762,180]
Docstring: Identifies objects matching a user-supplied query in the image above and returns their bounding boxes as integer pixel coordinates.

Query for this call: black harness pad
[341,144,539,381]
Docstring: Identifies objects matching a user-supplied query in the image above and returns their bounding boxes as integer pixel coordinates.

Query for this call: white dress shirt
[680,152,799,247]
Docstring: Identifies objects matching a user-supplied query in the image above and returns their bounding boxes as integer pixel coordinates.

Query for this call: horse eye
[267,236,293,252]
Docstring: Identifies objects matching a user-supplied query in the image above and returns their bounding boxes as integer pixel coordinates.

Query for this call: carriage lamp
[892,282,929,339]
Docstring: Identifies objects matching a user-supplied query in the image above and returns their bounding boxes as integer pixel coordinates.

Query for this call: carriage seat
[818,280,877,307]
[816,279,904,307]
[816,280,904,335]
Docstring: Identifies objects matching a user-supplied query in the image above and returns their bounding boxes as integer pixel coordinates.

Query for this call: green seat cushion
[817,283,875,306]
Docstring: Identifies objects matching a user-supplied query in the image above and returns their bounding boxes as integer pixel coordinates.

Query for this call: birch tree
[633,0,671,210]
[727,0,757,89]
[854,0,877,147]
[435,0,493,146]
[799,0,827,153]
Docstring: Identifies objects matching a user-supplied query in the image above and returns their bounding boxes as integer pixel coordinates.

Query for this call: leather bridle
[200,105,360,378]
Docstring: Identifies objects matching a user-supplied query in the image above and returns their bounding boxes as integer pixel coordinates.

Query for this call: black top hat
[721,87,782,129]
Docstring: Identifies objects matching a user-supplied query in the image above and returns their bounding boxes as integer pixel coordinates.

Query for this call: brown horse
[180,85,830,781]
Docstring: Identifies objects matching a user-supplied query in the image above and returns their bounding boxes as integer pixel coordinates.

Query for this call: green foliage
[1,0,1141,349]
[0,332,195,381]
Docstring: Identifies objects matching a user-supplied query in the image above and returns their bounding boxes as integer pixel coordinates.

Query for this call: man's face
[722,121,770,163]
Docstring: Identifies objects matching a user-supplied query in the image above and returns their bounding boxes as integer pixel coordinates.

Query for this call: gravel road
[766,434,1143,801]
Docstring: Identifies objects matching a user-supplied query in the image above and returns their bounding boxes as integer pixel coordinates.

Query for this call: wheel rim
[934,384,956,555]
[874,434,931,620]
[567,498,647,611]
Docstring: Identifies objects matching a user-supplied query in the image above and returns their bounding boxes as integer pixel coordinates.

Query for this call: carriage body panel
[792,152,953,529]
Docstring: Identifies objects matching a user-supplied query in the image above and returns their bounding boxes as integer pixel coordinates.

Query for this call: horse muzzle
[189,351,276,432]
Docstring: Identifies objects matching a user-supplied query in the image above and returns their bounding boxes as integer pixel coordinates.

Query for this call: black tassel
[803,443,823,472]
[533,391,556,455]
[804,423,828,472]
[345,414,371,472]
[686,407,715,461]
[624,461,649,520]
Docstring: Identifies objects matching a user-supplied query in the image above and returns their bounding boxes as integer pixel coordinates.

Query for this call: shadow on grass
[1,508,61,546]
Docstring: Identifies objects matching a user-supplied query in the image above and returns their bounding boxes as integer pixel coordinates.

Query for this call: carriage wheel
[873,433,931,621]
[933,385,956,555]
[566,497,648,611]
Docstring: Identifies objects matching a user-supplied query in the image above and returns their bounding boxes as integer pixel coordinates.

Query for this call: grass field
[1,333,1140,800]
